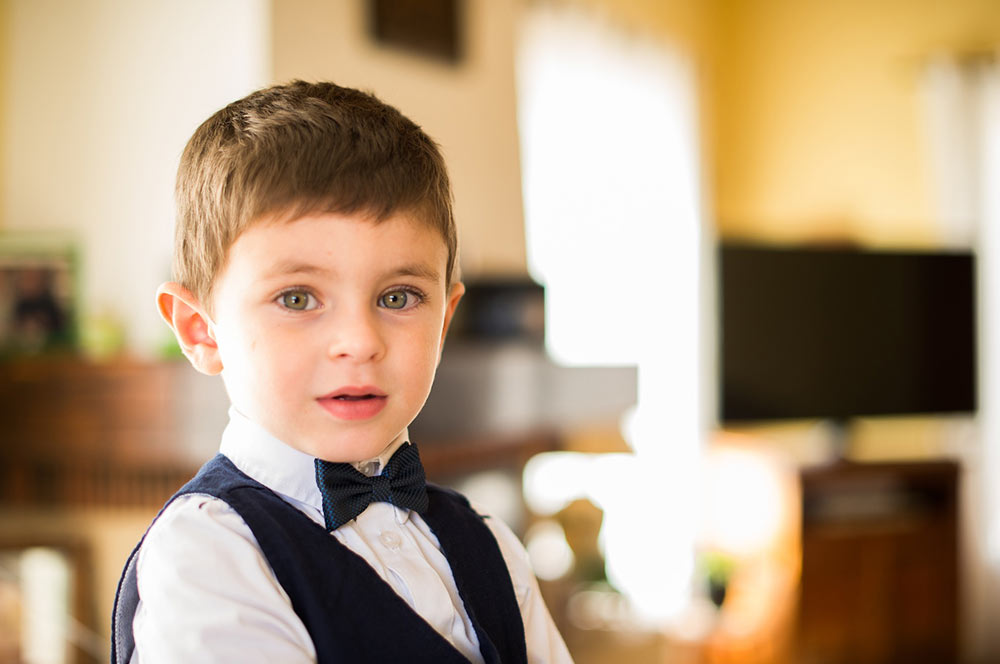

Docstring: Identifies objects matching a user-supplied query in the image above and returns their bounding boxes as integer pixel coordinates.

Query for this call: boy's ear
[156,282,223,376]
[437,281,465,361]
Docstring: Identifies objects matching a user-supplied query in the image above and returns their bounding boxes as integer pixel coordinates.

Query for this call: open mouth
[318,387,388,420]
[324,386,387,400]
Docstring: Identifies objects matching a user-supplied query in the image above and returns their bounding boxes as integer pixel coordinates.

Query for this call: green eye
[280,291,311,310]
[380,290,408,310]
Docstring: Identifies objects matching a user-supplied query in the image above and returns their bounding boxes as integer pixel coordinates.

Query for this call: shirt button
[379,530,402,550]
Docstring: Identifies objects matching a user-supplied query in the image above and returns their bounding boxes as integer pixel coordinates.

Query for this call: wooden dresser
[796,460,959,664]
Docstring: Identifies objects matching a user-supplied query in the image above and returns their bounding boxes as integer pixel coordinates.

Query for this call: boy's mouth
[318,387,387,420]
[323,386,387,400]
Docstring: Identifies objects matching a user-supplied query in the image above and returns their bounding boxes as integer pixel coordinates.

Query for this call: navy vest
[112,454,528,664]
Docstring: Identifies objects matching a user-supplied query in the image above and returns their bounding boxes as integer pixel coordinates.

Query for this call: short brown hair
[174,80,458,305]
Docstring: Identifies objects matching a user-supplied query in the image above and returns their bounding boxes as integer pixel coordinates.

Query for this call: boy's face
[199,211,462,462]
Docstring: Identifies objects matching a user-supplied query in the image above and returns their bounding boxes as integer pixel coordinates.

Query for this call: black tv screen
[719,245,977,423]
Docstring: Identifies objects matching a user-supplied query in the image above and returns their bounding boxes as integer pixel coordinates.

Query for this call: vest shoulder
[135,456,267,560]
[136,455,273,545]
[426,483,496,522]
[176,453,259,496]
[427,483,470,506]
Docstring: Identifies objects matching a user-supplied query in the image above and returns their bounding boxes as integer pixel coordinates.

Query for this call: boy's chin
[292,430,404,464]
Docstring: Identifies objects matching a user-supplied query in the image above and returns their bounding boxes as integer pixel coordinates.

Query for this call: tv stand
[796,459,959,663]
[826,418,854,462]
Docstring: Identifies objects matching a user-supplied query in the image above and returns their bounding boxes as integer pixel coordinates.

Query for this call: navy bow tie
[314,443,430,531]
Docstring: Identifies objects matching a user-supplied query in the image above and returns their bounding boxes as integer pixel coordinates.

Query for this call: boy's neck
[352,430,409,477]
[226,406,408,477]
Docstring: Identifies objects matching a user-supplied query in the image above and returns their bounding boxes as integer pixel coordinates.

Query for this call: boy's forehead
[257,206,446,244]
[228,210,449,280]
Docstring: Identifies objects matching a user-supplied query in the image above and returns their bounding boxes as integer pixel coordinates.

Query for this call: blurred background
[0,0,998,662]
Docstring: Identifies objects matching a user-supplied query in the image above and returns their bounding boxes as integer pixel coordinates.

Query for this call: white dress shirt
[130,409,573,663]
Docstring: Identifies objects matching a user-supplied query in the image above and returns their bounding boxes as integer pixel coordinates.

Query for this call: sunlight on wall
[3,0,270,354]
[517,5,703,624]
[701,445,785,556]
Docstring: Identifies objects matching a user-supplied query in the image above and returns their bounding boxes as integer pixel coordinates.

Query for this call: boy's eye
[278,290,316,311]
[379,290,409,310]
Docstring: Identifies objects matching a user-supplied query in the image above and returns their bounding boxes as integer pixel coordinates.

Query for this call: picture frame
[0,232,78,357]
[367,0,464,64]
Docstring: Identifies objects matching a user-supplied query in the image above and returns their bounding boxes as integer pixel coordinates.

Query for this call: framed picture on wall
[367,0,464,63]
[0,232,78,356]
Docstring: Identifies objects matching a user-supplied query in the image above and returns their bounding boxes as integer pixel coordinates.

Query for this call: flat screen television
[718,245,977,423]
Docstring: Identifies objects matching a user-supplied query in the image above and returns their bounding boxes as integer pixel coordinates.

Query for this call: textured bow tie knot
[370,474,392,502]
[315,443,429,531]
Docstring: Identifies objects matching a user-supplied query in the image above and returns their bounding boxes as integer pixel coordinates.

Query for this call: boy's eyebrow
[260,261,441,282]
[389,263,442,282]
[261,261,334,279]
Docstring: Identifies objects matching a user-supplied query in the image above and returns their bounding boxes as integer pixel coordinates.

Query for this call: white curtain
[923,52,1000,661]
[517,4,706,624]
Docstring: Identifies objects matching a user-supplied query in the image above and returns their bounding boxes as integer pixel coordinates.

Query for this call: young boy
[112,81,573,664]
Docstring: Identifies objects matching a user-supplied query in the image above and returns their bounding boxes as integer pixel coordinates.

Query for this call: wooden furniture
[0,358,224,507]
[0,357,562,507]
[796,460,959,664]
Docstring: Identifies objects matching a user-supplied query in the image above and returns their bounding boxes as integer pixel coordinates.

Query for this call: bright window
[517,5,705,623]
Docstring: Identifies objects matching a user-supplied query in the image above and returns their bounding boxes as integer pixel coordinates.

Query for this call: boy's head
[158,81,464,462]
[174,80,459,307]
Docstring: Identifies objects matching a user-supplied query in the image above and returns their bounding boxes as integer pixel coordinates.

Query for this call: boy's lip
[320,386,387,399]
[317,386,388,421]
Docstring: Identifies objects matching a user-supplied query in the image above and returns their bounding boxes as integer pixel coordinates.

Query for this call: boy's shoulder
[121,490,314,663]
[140,491,263,570]
[135,455,275,585]
[129,454,292,606]
[132,455,265,575]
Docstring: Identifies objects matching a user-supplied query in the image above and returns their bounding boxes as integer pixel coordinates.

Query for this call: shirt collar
[219,407,411,519]
[352,432,408,477]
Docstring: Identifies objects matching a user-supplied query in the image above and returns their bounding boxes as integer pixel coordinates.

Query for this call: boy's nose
[326,308,386,363]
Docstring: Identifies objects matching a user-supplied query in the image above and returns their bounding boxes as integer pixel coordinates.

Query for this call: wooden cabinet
[0,358,219,506]
[796,461,959,664]
[0,357,560,507]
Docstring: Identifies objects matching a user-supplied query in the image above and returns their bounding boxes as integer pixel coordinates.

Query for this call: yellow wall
[571,0,711,55]
[710,0,1000,245]
[586,0,1000,247]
